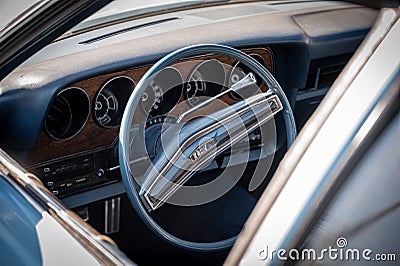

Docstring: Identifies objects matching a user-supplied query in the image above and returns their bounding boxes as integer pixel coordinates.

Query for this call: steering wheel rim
[119,44,296,251]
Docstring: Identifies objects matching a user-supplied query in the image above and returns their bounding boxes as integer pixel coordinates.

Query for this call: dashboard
[0,0,378,207]
[27,48,273,197]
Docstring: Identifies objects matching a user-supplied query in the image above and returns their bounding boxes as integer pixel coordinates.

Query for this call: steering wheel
[119,44,296,251]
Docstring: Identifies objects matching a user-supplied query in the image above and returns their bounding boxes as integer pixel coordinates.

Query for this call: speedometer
[141,79,163,115]
[141,67,183,116]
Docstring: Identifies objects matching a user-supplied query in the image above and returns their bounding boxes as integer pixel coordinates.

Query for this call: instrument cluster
[90,49,271,129]
[35,48,272,166]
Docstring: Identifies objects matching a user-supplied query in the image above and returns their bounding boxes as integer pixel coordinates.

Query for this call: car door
[226,5,400,266]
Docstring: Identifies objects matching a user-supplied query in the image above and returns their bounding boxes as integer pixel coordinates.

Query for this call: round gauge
[228,53,265,100]
[142,79,163,115]
[185,59,226,106]
[94,76,135,128]
[141,67,183,117]
[185,71,206,101]
[94,89,118,126]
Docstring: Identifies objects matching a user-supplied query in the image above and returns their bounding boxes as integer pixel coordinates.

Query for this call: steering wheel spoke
[140,92,283,211]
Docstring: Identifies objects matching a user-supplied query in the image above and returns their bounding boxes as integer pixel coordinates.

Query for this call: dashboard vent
[45,87,89,140]
[79,17,181,45]
[46,95,72,138]
[190,5,275,20]
[301,53,353,92]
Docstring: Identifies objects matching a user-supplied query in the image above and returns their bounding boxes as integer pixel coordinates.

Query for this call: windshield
[67,0,240,34]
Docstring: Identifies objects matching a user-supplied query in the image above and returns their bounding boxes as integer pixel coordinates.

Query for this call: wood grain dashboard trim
[27,48,273,166]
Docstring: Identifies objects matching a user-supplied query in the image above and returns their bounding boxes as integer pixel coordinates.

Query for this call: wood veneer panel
[27,48,273,166]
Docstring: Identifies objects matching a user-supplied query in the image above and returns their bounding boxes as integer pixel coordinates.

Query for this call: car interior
[0,0,383,264]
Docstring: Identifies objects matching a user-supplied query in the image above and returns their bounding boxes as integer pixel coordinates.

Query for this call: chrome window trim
[0,149,134,265]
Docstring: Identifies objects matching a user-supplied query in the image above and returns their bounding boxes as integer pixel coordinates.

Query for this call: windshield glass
[67,0,240,33]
